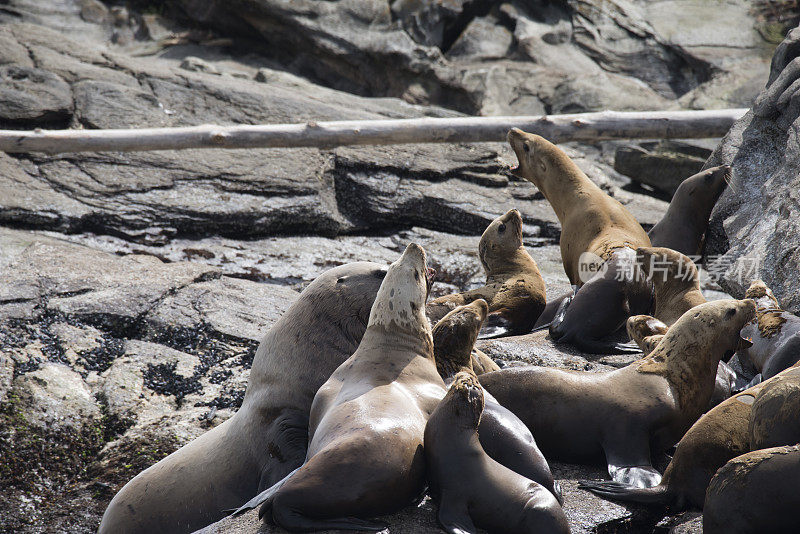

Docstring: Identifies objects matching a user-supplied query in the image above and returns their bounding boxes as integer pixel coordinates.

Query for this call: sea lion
[739,279,800,381]
[506,128,650,286]
[637,247,706,326]
[648,166,731,257]
[579,368,800,509]
[480,299,757,488]
[236,243,445,530]
[99,262,388,534]
[432,300,561,502]
[427,209,546,337]
[506,128,652,352]
[703,445,800,534]
[424,372,570,534]
[748,367,800,450]
[471,348,501,374]
[626,314,668,354]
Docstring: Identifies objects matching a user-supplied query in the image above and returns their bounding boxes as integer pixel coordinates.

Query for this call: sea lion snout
[469,299,489,321]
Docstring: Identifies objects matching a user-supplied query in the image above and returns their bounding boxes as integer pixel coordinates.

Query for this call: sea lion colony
[99,130,799,534]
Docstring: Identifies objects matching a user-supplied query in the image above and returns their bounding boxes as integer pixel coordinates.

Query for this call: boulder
[705,25,800,313]
[614,140,713,196]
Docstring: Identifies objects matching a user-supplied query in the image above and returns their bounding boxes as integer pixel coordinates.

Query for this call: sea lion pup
[578,369,800,509]
[99,262,387,534]
[739,279,800,381]
[425,372,570,534]
[506,129,651,352]
[234,243,445,530]
[480,299,757,489]
[433,300,561,503]
[427,209,546,337]
[703,445,800,534]
[637,247,706,326]
[506,128,650,286]
[648,165,731,257]
[626,314,668,354]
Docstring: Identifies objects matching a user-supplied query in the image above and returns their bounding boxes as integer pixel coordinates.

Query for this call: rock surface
[0,0,789,533]
[706,25,800,313]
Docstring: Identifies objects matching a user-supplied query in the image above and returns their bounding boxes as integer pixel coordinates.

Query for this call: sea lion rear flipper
[578,480,668,504]
[606,464,662,488]
[547,294,574,340]
[604,435,662,488]
[227,467,301,516]
[571,338,644,355]
[437,497,477,534]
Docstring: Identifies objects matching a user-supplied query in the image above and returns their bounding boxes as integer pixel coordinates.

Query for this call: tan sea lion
[424,372,570,534]
[506,128,652,352]
[233,243,445,530]
[99,262,388,534]
[637,246,706,326]
[480,299,756,488]
[432,301,561,502]
[703,445,800,534]
[506,128,650,286]
[648,165,731,257]
[427,209,546,337]
[579,366,800,509]
[739,279,800,381]
[748,367,800,450]
[471,348,501,374]
[626,314,668,354]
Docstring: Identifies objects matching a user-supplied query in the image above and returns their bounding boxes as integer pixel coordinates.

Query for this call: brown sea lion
[99,262,388,534]
[427,209,546,337]
[579,366,800,509]
[739,279,800,381]
[471,348,501,374]
[748,367,800,450]
[233,243,445,530]
[626,314,668,354]
[424,372,570,534]
[703,445,800,534]
[648,165,731,257]
[506,128,651,353]
[432,300,561,503]
[637,246,706,326]
[506,128,650,286]
[480,299,756,488]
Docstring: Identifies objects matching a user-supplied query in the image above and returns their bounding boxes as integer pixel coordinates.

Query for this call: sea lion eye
[523,143,531,153]
[498,223,506,233]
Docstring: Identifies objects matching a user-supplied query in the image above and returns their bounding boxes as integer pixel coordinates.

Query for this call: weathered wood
[0,109,747,154]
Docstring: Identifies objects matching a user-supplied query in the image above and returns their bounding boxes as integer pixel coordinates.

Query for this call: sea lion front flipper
[547,294,574,340]
[604,433,662,488]
[437,497,477,534]
[478,313,518,339]
[227,467,301,516]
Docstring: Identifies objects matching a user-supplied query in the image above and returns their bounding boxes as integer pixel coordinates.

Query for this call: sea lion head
[626,314,668,341]
[636,246,700,291]
[433,300,489,378]
[506,128,568,190]
[443,371,485,428]
[479,209,523,273]
[745,279,780,309]
[675,299,757,352]
[368,243,436,334]
[680,165,731,203]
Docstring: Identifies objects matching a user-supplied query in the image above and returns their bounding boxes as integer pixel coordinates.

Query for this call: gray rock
[0,351,13,404]
[13,362,102,433]
[446,15,513,60]
[0,65,72,126]
[79,0,108,24]
[180,56,220,74]
[706,25,800,312]
[614,140,713,196]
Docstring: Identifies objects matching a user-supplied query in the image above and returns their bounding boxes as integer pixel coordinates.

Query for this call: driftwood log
[0,109,747,154]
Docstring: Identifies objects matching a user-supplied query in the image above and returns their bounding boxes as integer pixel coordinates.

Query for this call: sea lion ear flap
[737,334,754,350]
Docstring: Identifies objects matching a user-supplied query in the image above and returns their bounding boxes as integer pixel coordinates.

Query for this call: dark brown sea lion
[637,246,706,326]
[739,279,800,381]
[506,128,652,353]
[432,300,561,503]
[427,209,546,337]
[235,243,445,531]
[424,372,570,534]
[579,367,800,509]
[480,299,756,488]
[99,262,388,534]
[703,445,800,534]
[648,165,731,257]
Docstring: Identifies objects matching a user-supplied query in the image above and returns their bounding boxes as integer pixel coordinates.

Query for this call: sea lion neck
[436,354,474,381]
[360,323,434,360]
[486,246,538,278]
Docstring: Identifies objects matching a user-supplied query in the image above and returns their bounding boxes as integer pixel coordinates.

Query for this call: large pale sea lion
[424,372,570,534]
[237,243,445,530]
[432,300,560,502]
[427,209,546,337]
[648,165,731,257]
[739,279,800,381]
[580,365,800,509]
[99,262,388,534]
[703,445,800,534]
[480,299,756,488]
[506,128,652,353]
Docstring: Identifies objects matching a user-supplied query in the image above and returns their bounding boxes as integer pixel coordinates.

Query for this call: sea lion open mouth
[425,267,436,297]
